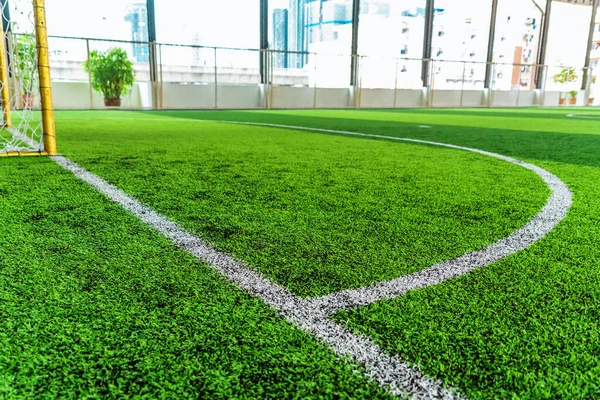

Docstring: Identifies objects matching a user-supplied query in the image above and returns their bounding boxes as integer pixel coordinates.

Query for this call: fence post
[86,39,93,109]
[393,58,398,108]
[313,53,317,109]
[268,50,273,109]
[158,43,163,109]
[488,63,495,107]
[460,61,466,107]
[214,47,218,109]
[538,64,547,106]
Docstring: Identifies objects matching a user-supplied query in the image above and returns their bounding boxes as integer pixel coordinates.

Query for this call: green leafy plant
[568,90,578,99]
[552,67,578,86]
[14,34,36,95]
[83,48,135,101]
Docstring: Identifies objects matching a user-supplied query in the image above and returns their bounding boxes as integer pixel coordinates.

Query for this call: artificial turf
[53,112,548,297]
[170,107,599,399]
[2,107,599,398]
[0,158,391,399]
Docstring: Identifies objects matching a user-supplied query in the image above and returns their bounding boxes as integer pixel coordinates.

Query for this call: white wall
[270,86,316,109]
[53,82,144,109]
[52,81,595,111]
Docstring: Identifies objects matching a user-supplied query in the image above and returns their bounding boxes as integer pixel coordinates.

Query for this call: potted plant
[14,34,37,109]
[568,90,578,105]
[552,67,577,106]
[83,47,135,107]
[558,92,566,106]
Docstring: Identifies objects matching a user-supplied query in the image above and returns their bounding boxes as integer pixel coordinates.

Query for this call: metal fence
[44,35,598,110]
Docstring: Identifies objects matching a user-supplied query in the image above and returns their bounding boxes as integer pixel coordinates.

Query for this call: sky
[6,0,596,69]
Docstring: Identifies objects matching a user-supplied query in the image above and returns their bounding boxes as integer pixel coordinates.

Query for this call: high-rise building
[273,8,289,68]
[289,0,307,68]
[125,3,149,63]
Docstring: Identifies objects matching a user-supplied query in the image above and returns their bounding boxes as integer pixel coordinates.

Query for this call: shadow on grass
[355,108,600,120]
[143,110,600,169]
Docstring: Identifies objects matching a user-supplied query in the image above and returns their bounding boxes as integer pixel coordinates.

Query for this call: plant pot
[21,93,34,109]
[558,97,565,106]
[568,98,577,105]
[588,98,595,106]
[104,98,121,107]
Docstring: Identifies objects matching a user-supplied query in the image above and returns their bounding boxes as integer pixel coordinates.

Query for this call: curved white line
[566,113,600,119]
[202,120,572,315]
[53,119,572,400]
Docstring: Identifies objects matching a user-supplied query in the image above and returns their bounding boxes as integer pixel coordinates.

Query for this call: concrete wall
[270,86,316,109]
[315,88,351,108]
[53,82,146,109]
[51,81,595,111]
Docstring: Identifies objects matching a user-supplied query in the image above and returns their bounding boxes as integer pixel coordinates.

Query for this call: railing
[40,35,598,110]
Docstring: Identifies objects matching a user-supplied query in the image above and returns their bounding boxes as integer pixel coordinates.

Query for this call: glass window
[358,0,426,89]
[492,0,542,90]
[269,0,354,88]
[155,0,258,48]
[46,0,135,40]
[155,0,260,73]
[431,0,493,89]
[43,1,149,83]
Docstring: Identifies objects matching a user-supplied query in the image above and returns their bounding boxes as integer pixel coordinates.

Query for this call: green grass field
[1,108,599,398]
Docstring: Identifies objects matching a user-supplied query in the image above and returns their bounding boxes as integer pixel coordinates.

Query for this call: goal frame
[0,0,56,157]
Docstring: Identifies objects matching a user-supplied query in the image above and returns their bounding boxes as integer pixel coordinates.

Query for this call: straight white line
[566,113,600,119]
[52,155,462,400]
[51,118,571,399]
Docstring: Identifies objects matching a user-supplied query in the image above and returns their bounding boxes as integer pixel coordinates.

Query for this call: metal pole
[86,39,94,109]
[421,0,434,88]
[214,47,218,109]
[146,0,158,108]
[393,58,399,108]
[488,62,495,107]
[516,63,522,107]
[582,0,599,90]
[259,0,268,84]
[357,55,363,108]
[538,64,547,106]
[460,62,466,107]
[158,43,163,109]
[33,0,56,155]
[535,0,552,89]
[0,17,11,127]
[268,50,274,109]
[484,0,499,89]
[313,53,317,108]
[350,0,360,87]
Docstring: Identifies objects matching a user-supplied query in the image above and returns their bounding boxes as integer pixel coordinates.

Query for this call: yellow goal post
[0,0,56,157]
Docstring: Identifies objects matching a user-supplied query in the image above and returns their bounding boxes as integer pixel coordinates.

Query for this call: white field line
[52,118,572,399]
[190,120,571,315]
[52,155,462,400]
[565,113,600,119]
[5,127,39,151]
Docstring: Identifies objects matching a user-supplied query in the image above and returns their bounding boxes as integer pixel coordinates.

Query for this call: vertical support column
[582,0,599,90]
[0,17,11,127]
[260,0,269,85]
[146,0,158,109]
[214,47,218,109]
[484,0,499,89]
[421,0,434,88]
[535,0,552,89]
[349,0,360,86]
[33,0,56,155]
[85,39,94,109]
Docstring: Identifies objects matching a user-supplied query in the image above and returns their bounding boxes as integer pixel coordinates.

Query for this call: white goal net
[0,0,44,154]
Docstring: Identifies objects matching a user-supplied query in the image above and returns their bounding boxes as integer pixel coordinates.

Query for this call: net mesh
[0,0,43,154]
